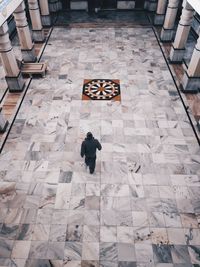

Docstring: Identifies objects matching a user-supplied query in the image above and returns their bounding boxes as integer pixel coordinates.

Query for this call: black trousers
[85,156,96,174]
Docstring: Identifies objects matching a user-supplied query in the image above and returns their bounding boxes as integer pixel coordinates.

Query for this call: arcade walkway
[0,24,200,267]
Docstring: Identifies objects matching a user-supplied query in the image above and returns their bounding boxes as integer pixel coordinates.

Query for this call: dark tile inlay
[153,244,173,263]
[118,261,137,267]
[59,171,73,183]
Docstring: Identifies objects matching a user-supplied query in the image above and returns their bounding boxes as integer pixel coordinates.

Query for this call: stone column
[154,0,168,25]
[13,1,37,62]
[160,0,180,42]
[181,36,200,92]
[48,0,62,12]
[0,108,8,133]
[0,22,25,92]
[28,0,45,42]
[38,0,51,26]
[170,1,194,63]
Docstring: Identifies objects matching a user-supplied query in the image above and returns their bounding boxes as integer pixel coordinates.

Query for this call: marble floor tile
[0,20,200,267]
[151,228,169,245]
[117,243,136,261]
[83,225,100,242]
[64,242,82,261]
[50,224,67,242]
[66,225,83,242]
[170,245,191,264]
[100,242,118,262]
[180,213,199,228]
[46,242,65,260]
[163,213,182,228]
[28,241,48,259]
[32,224,50,241]
[185,228,200,245]
[135,243,154,263]
[117,226,134,244]
[118,262,137,267]
[100,226,117,243]
[0,239,14,258]
[167,228,186,245]
[152,244,173,263]
[132,211,148,227]
[82,242,99,260]
[11,240,31,259]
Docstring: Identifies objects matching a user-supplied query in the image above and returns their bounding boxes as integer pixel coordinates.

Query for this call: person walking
[81,132,102,174]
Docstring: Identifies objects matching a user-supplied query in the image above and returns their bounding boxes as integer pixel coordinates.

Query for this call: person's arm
[81,142,85,157]
[96,140,102,151]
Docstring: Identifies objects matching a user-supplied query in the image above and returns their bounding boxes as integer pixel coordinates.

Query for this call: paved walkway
[0,25,200,267]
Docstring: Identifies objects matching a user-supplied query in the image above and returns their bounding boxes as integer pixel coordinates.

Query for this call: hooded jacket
[81,135,102,158]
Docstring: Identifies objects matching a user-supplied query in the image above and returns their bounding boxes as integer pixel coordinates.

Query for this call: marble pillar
[13,1,37,62]
[181,36,200,92]
[0,108,8,133]
[160,0,180,42]
[28,0,45,42]
[39,0,51,26]
[0,22,25,92]
[48,0,62,12]
[154,0,168,25]
[170,1,194,63]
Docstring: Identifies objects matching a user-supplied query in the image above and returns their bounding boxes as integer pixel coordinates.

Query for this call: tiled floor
[0,24,200,267]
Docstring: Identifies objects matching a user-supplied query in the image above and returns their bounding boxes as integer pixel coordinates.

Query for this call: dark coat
[81,136,102,158]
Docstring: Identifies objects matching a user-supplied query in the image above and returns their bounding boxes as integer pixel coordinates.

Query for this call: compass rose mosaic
[82,79,121,101]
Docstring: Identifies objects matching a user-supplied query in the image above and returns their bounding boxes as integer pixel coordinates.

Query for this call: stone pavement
[0,26,200,267]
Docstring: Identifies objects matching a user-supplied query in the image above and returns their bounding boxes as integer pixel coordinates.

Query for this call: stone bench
[21,62,47,78]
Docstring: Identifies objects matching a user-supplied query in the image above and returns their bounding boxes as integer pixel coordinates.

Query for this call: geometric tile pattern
[82,79,121,101]
[0,25,200,267]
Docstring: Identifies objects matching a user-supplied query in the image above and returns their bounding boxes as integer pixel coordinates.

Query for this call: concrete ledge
[117,1,135,9]
[70,1,88,10]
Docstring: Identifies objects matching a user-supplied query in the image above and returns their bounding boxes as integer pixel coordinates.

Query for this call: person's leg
[85,157,89,167]
[89,156,96,174]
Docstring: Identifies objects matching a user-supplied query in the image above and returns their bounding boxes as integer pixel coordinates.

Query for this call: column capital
[0,22,25,91]
[0,22,12,52]
[179,8,194,26]
[182,0,193,10]
[14,2,28,28]
[195,36,200,51]
[168,0,180,8]
[28,0,45,42]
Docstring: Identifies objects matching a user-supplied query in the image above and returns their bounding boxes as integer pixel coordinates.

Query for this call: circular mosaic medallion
[83,79,120,100]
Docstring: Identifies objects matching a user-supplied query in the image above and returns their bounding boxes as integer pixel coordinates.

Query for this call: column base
[32,29,45,43]
[49,0,62,12]
[144,1,149,9]
[6,72,25,92]
[181,72,200,93]
[169,46,185,63]
[154,14,165,26]
[0,120,9,134]
[21,46,37,63]
[160,28,174,42]
[41,15,51,27]
[117,1,135,9]
[0,108,9,134]
[148,1,157,11]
